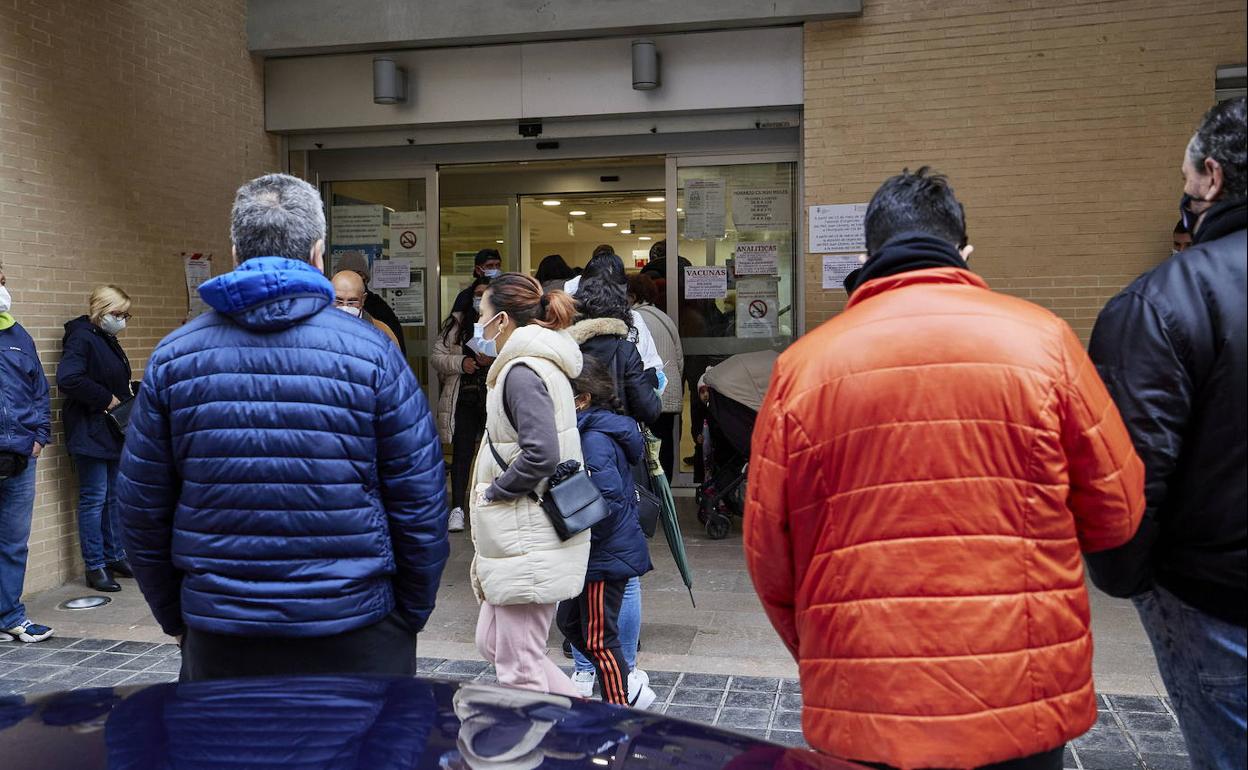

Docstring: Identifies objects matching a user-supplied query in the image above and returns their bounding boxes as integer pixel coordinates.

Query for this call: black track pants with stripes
[558,579,631,704]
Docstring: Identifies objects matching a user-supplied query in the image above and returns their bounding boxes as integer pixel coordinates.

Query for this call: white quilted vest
[469,324,589,606]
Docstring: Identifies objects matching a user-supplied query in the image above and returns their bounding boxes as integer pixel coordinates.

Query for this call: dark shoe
[562,638,574,659]
[86,568,121,593]
[106,558,134,578]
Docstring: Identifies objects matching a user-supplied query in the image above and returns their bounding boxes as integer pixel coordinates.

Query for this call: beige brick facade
[0,0,278,594]
[802,0,1247,339]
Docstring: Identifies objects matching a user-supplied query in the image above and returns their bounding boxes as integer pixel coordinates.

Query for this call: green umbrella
[642,427,696,606]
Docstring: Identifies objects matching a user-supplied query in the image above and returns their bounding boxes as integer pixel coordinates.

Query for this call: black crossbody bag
[486,432,609,541]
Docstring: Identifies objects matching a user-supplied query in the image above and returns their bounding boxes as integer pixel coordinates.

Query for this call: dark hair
[572,356,622,413]
[582,252,626,284]
[864,166,967,254]
[648,239,666,261]
[536,254,574,284]
[591,244,617,260]
[1174,220,1189,236]
[475,248,502,266]
[1188,96,1247,202]
[627,272,659,305]
[440,277,490,345]
[485,273,576,330]
[576,276,633,327]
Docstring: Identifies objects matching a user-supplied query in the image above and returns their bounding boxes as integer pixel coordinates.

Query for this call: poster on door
[683,179,726,240]
[371,258,412,290]
[331,205,384,245]
[731,188,791,231]
[684,265,728,299]
[183,252,212,319]
[733,242,779,276]
[389,211,425,258]
[387,267,425,326]
[735,276,780,338]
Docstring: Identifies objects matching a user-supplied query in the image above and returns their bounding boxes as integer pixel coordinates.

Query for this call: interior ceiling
[523,192,666,245]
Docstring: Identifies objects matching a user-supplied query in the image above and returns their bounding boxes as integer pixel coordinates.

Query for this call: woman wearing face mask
[432,277,491,534]
[57,285,136,593]
[468,273,586,696]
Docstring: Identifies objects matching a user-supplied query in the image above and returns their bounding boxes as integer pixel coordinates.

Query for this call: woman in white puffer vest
[469,272,588,696]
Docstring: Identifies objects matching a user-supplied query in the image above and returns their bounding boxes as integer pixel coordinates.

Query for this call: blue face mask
[469,313,503,358]
[482,268,501,279]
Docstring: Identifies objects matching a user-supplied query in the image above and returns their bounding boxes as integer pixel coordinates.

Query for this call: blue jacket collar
[576,408,644,465]
[198,257,334,331]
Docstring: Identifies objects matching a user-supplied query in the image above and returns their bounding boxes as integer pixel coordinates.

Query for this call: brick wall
[0,0,279,594]
[802,0,1247,339]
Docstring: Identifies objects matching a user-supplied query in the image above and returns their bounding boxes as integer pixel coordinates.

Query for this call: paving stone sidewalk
[2,637,1189,769]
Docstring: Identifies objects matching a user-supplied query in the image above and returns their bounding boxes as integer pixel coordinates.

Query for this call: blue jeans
[1134,585,1247,769]
[74,456,125,571]
[575,576,640,673]
[0,458,37,628]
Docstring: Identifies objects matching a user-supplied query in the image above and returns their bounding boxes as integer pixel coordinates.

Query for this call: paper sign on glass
[683,179,726,239]
[371,258,412,289]
[388,267,425,326]
[733,243,779,276]
[389,211,426,258]
[731,188,791,231]
[735,276,780,338]
[331,205,384,245]
[683,266,729,299]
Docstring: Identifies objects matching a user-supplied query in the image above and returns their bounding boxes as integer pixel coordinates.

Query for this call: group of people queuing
[0,95,1242,770]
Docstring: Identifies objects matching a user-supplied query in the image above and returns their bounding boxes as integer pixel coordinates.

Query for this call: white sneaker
[571,669,597,698]
[2,620,55,643]
[448,507,465,532]
[628,668,657,710]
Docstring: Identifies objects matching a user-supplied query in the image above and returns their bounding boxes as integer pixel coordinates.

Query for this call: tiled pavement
[1,637,1190,769]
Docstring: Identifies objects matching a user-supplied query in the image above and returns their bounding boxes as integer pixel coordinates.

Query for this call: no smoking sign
[748,299,768,319]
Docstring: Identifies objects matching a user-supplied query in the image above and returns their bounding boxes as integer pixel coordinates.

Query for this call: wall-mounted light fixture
[632,39,659,91]
[373,57,407,104]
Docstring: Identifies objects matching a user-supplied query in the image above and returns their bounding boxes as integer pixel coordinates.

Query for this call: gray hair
[1186,96,1246,202]
[230,173,326,262]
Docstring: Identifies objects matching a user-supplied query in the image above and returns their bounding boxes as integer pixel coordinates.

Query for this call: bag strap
[485,430,542,504]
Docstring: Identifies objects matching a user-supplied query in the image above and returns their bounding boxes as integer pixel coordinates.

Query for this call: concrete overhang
[248,0,861,56]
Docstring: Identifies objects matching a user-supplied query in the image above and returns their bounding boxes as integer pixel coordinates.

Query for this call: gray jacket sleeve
[487,364,561,501]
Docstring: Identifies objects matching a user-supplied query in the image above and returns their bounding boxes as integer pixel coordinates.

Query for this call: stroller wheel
[706,511,731,540]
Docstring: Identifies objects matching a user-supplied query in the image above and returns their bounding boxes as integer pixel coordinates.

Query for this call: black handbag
[635,480,662,538]
[486,432,610,541]
[105,396,136,440]
[0,451,29,481]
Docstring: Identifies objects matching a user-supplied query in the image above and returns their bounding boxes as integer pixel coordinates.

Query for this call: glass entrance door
[664,155,800,485]
[323,174,438,390]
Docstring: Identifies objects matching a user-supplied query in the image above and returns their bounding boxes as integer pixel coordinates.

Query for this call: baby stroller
[695,350,778,540]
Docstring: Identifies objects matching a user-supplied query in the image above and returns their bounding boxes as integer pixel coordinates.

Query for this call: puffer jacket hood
[486,324,582,386]
[569,317,661,427]
[198,256,334,331]
[568,317,628,344]
[744,266,1144,769]
[577,407,651,582]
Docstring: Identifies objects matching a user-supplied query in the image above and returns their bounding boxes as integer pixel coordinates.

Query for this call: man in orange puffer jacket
[744,168,1145,770]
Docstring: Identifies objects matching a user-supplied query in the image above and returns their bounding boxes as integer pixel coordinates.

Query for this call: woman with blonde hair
[57,285,136,593]
[469,272,586,695]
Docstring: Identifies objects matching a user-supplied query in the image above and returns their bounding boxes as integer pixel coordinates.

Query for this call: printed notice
[371,258,412,290]
[389,211,426,258]
[183,252,212,319]
[736,276,781,338]
[731,188,791,231]
[330,244,382,277]
[331,205,385,245]
[453,251,478,275]
[822,255,862,290]
[683,265,729,300]
[733,242,779,276]
[809,203,868,253]
[683,179,726,239]
[388,267,425,326]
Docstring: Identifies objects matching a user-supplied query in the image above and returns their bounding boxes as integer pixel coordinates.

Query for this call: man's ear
[1204,157,1225,201]
[231,245,240,266]
[310,239,326,272]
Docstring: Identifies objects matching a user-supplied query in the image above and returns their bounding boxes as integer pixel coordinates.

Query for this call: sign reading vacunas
[684,265,728,299]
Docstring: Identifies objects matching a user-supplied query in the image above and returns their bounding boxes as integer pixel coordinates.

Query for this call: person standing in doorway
[0,268,54,643]
[57,285,136,594]
[433,277,491,533]
[629,272,683,479]
[451,248,503,319]
[469,273,585,696]
[116,173,449,682]
[744,167,1145,770]
[1087,97,1247,768]
[331,269,401,348]
[336,251,407,355]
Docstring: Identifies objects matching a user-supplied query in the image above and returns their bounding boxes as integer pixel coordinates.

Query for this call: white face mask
[0,285,11,314]
[472,297,483,313]
[337,305,363,318]
[99,314,126,335]
[468,313,503,358]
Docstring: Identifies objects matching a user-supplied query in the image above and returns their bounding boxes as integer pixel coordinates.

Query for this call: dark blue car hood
[0,675,861,769]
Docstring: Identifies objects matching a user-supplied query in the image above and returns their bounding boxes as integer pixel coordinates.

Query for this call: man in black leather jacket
[1088,96,1246,767]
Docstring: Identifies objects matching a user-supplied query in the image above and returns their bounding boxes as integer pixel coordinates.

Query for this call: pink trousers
[475,601,579,697]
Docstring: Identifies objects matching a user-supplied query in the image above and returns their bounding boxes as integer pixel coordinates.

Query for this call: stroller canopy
[702,349,779,413]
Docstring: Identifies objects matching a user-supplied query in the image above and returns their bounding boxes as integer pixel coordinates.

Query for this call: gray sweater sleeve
[487,364,561,501]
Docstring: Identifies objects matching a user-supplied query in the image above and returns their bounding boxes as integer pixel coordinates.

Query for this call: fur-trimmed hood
[568,317,629,345]
[485,324,583,388]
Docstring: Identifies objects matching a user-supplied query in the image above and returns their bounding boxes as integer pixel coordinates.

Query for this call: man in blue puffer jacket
[116,174,449,681]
